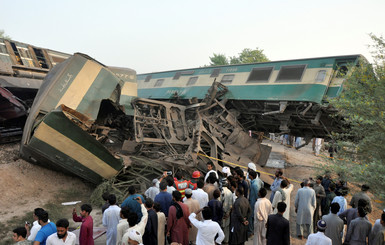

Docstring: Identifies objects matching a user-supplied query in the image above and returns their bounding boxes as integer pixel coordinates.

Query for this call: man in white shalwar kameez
[295,179,316,239]
[272,179,293,221]
[102,194,121,245]
[306,220,332,245]
[254,188,273,245]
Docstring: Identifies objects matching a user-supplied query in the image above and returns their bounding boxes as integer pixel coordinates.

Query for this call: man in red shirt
[73,204,94,245]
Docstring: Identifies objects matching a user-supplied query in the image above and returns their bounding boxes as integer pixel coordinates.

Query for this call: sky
[1,0,384,74]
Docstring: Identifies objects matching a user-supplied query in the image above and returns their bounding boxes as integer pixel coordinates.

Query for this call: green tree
[209,53,229,66]
[0,29,11,40]
[326,34,385,200]
[208,47,269,66]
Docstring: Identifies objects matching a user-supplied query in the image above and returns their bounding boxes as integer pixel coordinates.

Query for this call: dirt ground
[0,140,383,244]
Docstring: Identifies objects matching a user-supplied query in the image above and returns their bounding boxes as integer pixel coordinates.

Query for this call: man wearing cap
[184,188,200,245]
[174,172,190,199]
[144,179,160,201]
[127,229,144,245]
[190,171,201,190]
[350,184,372,214]
[306,220,332,245]
[222,167,231,178]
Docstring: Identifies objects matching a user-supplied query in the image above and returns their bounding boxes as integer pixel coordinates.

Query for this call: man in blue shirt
[121,186,145,222]
[154,181,172,217]
[33,211,56,245]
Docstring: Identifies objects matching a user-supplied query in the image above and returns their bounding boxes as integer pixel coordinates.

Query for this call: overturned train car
[20,53,271,185]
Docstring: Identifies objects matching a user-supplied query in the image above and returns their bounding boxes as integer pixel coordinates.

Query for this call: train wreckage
[20,53,272,190]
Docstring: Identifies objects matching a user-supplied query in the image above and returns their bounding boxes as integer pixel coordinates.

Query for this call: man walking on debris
[103,194,121,245]
[72,204,94,245]
[295,179,316,239]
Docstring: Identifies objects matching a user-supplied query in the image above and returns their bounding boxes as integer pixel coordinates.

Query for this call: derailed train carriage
[137,55,363,143]
[0,38,70,142]
[20,53,272,188]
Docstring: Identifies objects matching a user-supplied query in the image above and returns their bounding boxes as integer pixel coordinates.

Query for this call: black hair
[56,218,69,228]
[277,170,283,176]
[358,199,369,208]
[277,202,286,213]
[330,202,340,214]
[185,193,192,198]
[249,171,256,179]
[237,186,244,196]
[202,207,213,220]
[145,198,154,209]
[153,202,161,212]
[120,207,130,219]
[34,208,44,216]
[317,176,323,181]
[280,179,288,188]
[358,206,366,217]
[102,192,110,201]
[235,168,244,178]
[230,181,238,190]
[259,188,267,198]
[159,180,168,191]
[127,212,138,226]
[213,189,221,199]
[381,213,385,223]
[81,204,92,214]
[128,186,136,195]
[207,162,214,167]
[166,176,175,187]
[172,190,182,202]
[108,194,117,205]
[37,210,49,223]
[197,179,204,189]
[329,183,336,191]
[361,184,370,191]
[13,227,27,238]
[175,172,183,180]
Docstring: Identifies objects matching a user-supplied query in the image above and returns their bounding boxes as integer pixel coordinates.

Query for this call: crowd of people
[10,162,385,245]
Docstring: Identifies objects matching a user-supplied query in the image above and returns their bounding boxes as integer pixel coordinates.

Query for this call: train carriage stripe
[121,81,138,97]
[34,122,118,179]
[55,60,102,111]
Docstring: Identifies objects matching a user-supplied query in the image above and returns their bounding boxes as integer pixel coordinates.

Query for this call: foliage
[0,29,11,40]
[328,34,385,200]
[208,48,269,66]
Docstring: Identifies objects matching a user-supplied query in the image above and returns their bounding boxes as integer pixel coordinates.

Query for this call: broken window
[315,70,326,82]
[275,65,306,82]
[336,65,348,78]
[247,67,273,83]
[187,76,198,86]
[154,79,164,87]
[220,74,235,84]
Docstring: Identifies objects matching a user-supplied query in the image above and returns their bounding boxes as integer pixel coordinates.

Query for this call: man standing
[25,208,44,241]
[121,198,148,245]
[103,194,121,245]
[350,184,372,214]
[192,179,209,209]
[33,211,57,245]
[143,198,158,245]
[72,204,94,245]
[313,176,326,232]
[154,181,173,217]
[46,219,76,245]
[144,179,160,201]
[221,178,233,244]
[253,188,272,245]
[12,227,32,245]
[345,207,372,245]
[153,203,166,245]
[266,202,290,245]
[184,188,201,245]
[248,170,260,237]
[295,179,316,239]
[235,168,249,199]
[372,213,385,245]
[122,186,145,222]
[174,172,190,199]
[230,187,251,245]
[190,171,201,190]
[204,162,218,183]
[272,179,293,220]
[116,207,130,245]
[305,220,332,245]
[167,191,191,245]
[189,207,225,245]
[270,169,283,202]
[322,203,344,245]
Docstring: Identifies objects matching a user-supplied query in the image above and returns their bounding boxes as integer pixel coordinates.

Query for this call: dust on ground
[0,141,383,245]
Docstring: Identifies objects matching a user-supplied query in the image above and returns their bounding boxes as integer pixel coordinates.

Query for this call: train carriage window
[220,74,235,84]
[315,70,327,82]
[247,67,273,83]
[210,68,221,77]
[144,75,152,82]
[154,79,164,87]
[0,43,7,54]
[275,64,306,82]
[173,72,181,80]
[187,76,198,86]
[336,65,348,78]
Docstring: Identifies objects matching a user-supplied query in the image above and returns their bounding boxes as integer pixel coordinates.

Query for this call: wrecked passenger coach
[20,53,272,186]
